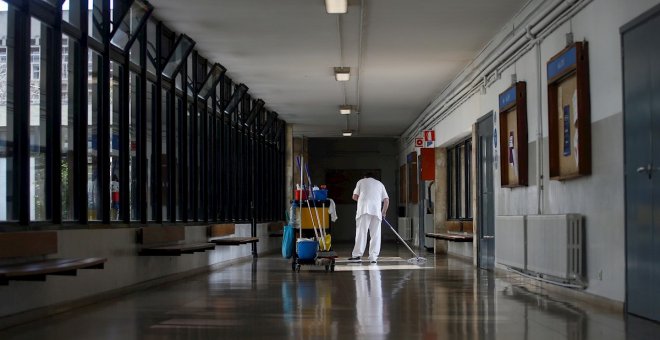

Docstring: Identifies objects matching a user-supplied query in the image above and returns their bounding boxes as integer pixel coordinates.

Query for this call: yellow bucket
[319,234,332,251]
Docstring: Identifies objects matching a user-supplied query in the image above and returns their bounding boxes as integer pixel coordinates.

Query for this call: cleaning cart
[291,199,337,272]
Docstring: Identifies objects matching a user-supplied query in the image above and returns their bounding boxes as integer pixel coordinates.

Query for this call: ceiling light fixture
[342,130,353,137]
[339,105,353,115]
[325,0,347,14]
[334,67,350,81]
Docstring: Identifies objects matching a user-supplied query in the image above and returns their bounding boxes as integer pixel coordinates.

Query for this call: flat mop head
[407,257,427,265]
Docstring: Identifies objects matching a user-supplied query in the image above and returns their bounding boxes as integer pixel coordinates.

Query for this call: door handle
[483,235,494,239]
[637,164,657,179]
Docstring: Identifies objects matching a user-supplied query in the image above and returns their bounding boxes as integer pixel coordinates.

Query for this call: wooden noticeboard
[547,42,591,180]
[407,151,418,204]
[399,164,407,205]
[498,82,528,187]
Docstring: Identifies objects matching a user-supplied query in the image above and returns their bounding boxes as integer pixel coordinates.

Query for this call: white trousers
[352,214,382,261]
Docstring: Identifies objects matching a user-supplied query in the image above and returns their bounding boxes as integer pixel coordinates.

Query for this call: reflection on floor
[1,243,659,339]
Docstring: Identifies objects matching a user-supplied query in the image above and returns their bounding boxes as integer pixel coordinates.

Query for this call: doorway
[622,6,660,322]
[477,113,495,270]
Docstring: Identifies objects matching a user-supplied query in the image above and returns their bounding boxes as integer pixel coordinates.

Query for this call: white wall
[0,223,280,318]
[401,0,660,302]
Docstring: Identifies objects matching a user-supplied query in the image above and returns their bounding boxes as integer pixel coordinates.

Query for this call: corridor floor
[1,243,659,339]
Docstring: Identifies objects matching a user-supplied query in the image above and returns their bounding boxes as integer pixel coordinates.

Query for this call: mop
[296,156,323,248]
[304,163,329,251]
[382,218,427,265]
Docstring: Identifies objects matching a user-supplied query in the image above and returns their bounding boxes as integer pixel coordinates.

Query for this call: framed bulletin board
[399,164,407,205]
[547,42,591,180]
[498,81,528,187]
[407,152,418,204]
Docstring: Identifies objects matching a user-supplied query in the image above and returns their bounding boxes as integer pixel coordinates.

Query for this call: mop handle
[304,163,327,246]
[382,218,419,258]
[296,156,304,239]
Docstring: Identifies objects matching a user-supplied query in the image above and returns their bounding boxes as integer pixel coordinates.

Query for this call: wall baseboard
[0,256,253,331]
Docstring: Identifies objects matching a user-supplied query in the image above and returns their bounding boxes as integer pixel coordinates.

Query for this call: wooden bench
[426,233,473,242]
[0,232,106,285]
[208,224,259,245]
[425,220,474,242]
[137,226,215,256]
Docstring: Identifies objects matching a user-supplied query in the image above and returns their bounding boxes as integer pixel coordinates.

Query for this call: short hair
[364,172,375,178]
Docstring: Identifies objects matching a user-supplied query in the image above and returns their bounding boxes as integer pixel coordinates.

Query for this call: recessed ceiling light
[334,67,350,81]
[342,130,353,137]
[325,0,347,14]
[339,105,353,115]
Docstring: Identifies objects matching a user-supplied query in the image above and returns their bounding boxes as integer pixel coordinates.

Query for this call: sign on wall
[415,138,424,148]
[423,130,435,147]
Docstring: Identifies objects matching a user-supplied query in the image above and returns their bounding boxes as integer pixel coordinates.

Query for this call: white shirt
[353,177,389,219]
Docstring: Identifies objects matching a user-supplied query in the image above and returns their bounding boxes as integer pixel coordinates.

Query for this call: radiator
[495,215,526,270]
[398,217,412,241]
[526,214,584,281]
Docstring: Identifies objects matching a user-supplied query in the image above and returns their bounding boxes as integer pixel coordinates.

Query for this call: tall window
[447,139,472,220]
[161,88,169,220]
[61,34,76,221]
[29,19,48,221]
[129,72,139,221]
[88,49,102,221]
[146,81,155,220]
[0,10,12,221]
[109,62,121,220]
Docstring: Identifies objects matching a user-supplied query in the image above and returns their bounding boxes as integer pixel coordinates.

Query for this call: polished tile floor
[1,243,659,339]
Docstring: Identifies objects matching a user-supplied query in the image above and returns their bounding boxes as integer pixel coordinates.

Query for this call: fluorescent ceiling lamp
[342,130,353,137]
[325,0,347,14]
[334,67,350,81]
[339,105,353,115]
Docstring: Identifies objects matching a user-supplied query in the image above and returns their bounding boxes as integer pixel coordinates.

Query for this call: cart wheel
[295,264,301,272]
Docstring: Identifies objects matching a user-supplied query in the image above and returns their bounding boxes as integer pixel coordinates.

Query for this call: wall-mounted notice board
[399,164,407,205]
[498,81,528,187]
[547,42,591,180]
[407,151,418,204]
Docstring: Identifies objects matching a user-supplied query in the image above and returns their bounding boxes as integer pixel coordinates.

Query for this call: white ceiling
[151,0,528,137]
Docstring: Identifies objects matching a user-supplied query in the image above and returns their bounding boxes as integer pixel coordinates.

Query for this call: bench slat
[139,242,216,256]
[425,233,473,242]
[210,237,259,246]
[0,257,107,284]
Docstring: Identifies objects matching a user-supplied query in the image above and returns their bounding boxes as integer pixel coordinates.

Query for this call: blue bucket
[297,239,318,260]
[313,189,328,200]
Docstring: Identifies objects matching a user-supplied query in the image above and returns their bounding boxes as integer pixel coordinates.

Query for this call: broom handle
[305,163,327,250]
[382,218,419,258]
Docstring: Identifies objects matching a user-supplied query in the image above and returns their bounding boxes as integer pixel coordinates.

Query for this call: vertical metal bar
[11,4,31,224]
[180,69,187,222]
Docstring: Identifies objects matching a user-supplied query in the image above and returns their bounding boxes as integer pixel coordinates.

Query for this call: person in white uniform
[349,173,389,263]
